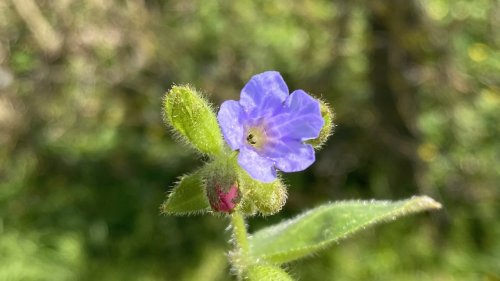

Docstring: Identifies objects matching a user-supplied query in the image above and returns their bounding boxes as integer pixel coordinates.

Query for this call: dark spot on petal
[246,134,257,145]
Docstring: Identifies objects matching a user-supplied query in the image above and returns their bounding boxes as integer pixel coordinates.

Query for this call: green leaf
[245,265,294,281]
[163,85,225,156]
[248,196,441,264]
[161,170,210,215]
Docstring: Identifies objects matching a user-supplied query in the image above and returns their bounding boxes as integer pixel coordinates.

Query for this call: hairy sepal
[161,170,210,215]
[236,167,287,216]
[307,98,334,149]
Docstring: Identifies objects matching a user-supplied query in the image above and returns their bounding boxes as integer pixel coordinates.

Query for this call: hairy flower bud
[237,167,287,216]
[163,85,225,156]
[204,159,241,213]
[207,182,241,213]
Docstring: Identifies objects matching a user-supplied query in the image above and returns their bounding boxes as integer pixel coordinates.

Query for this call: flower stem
[230,211,250,277]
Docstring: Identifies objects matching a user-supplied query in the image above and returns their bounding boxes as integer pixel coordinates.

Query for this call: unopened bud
[207,182,241,213]
[204,159,241,213]
[163,85,225,156]
[237,168,287,216]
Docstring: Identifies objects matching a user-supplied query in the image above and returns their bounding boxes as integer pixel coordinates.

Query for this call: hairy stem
[230,211,250,278]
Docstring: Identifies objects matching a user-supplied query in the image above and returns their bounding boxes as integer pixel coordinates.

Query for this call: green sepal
[248,196,441,264]
[245,265,294,281]
[308,99,334,149]
[236,167,287,216]
[161,170,210,215]
[163,85,225,156]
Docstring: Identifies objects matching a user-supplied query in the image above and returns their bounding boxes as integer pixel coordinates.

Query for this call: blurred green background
[0,0,499,280]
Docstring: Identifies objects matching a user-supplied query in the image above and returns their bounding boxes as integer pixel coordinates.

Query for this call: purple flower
[217,71,324,182]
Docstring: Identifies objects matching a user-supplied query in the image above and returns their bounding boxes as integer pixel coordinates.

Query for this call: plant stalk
[230,211,250,278]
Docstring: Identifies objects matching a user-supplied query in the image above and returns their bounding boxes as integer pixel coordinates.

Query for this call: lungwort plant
[161,71,441,280]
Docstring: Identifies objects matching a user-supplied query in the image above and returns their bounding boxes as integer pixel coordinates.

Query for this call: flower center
[245,126,267,149]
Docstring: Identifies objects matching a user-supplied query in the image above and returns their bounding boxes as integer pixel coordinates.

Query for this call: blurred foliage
[0,0,498,280]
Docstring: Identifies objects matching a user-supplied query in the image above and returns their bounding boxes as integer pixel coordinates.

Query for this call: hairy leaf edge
[249,196,441,264]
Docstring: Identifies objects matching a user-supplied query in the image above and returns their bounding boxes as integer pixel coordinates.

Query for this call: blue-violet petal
[237,146,277,183]
[259,135,317,172]
[239,71,288,118]
[218,100,245,150]
[266,90,324,141]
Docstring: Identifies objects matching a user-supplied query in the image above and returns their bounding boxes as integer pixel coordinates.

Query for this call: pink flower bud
[207,182,241,213]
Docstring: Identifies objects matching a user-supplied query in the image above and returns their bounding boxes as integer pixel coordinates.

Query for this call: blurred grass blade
[245,265,294,281]
[249,196,441,264]
[161,170,210,215]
